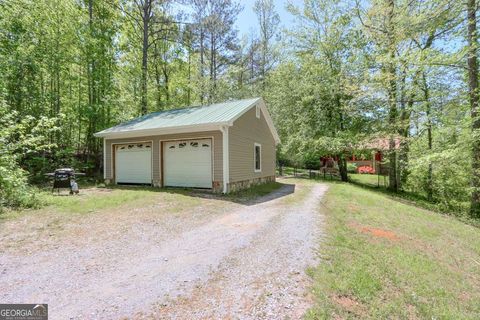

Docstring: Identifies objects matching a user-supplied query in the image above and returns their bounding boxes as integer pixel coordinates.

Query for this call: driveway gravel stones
[0,180,328,319]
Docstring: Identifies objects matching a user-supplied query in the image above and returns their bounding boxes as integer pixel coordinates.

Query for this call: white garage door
[164,139,212,188]
[115,143,152,184]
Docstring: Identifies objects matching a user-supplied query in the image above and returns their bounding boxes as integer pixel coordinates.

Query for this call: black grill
[46,168,85,194]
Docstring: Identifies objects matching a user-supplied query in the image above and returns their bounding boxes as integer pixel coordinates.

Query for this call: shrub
[304,153,321,170]
[0,98,59,211]
[347,162,358,173]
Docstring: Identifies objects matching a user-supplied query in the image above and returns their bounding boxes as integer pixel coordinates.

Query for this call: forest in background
[1,0,480,220]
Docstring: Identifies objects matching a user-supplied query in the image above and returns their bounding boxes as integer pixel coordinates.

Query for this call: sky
[173,0,297,39]
[234,0,296,38]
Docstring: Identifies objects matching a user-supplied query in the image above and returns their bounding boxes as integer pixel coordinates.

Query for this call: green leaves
[0,94,59,209]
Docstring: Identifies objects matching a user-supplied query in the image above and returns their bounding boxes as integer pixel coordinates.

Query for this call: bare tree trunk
[336,92,348,182]
[162,63,169,104]
[338,155,348,182]
[87,0,97,161]
[154,62,162,110]
[153,41,162,110]
[421,72,434,201]
[187,39,191,105]
[199,28,205,104]
[386,0,398,192]
[209,33,215,102]
[140,0,151,115]
[467,0,480,217]
[397,67,408,190]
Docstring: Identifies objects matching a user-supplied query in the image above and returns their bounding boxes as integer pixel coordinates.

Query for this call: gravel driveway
[0,181,328,319]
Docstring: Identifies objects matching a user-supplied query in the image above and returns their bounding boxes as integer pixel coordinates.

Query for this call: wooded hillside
[1,0,479,219]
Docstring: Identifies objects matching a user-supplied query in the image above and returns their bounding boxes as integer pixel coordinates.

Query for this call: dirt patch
[332,294,367,317]
[361,226,399,240]
[349,222,399,241]
[347,204,361,214]
[406,303,419,320]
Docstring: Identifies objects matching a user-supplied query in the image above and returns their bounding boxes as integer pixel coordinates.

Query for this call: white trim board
[221,125,229,193]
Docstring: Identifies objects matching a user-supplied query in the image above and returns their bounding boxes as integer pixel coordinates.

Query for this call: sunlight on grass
[306,182,480,319]
[349,173,385,187]
[41,188,163,214]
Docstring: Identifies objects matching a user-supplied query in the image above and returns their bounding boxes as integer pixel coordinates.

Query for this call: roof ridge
[144,97,260,117]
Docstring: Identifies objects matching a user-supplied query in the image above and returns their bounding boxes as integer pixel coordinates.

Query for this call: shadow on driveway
[105,182,296,206]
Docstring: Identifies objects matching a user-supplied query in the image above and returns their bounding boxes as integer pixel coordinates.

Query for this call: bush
[304,153,321,170]
[347,162,358,173]
[0,98,59,211]
[0,155,40,209]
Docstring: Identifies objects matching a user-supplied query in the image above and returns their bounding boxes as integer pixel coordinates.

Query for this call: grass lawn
[306,181,480,319]
[349,173,386,187]
[0,182,284,221]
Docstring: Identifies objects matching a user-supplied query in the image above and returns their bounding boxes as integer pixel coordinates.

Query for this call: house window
[254,143,261,172]
[256,105,260,119]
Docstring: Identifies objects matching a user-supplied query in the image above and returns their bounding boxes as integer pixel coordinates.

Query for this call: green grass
[0,187,165,220]
[306,182,480,319]
[44,188,162,214]
[349,173,475,225]
[349,173,385,187]
[1,182,284,221]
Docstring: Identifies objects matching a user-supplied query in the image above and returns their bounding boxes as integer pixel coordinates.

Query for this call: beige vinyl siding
[229,107,276,182]
[104,130,223,184]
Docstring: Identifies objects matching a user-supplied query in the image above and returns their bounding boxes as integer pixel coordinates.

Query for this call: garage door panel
[164,139,212,188]
[115,143,152,184]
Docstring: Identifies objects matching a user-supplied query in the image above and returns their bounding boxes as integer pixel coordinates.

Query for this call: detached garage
[94,97,280,193]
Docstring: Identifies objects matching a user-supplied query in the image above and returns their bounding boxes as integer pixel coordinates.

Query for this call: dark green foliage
[347,163,358,173]
[0,0,479,216]
[0,97,58,209]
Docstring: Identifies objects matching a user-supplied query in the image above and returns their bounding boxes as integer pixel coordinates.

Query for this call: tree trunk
[386,0,398,192]
[154,62,162,110]
[467,0,480,218]
[421,72,434,201]
[199,27,205,104]
[153,42,162,110]
[87,0,97,161]
[398,98,411,187]
[140,1,150,115]
[162,63,169,104]
[338,155,348,182]
[187,39,191,105]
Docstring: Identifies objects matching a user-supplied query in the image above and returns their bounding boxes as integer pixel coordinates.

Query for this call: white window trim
[254,143,262,173]
[256,105,260,119]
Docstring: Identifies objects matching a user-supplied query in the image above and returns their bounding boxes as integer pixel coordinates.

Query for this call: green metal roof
[95,98,260,136]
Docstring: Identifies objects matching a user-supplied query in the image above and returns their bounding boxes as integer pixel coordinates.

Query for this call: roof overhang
[94,123,226,140]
